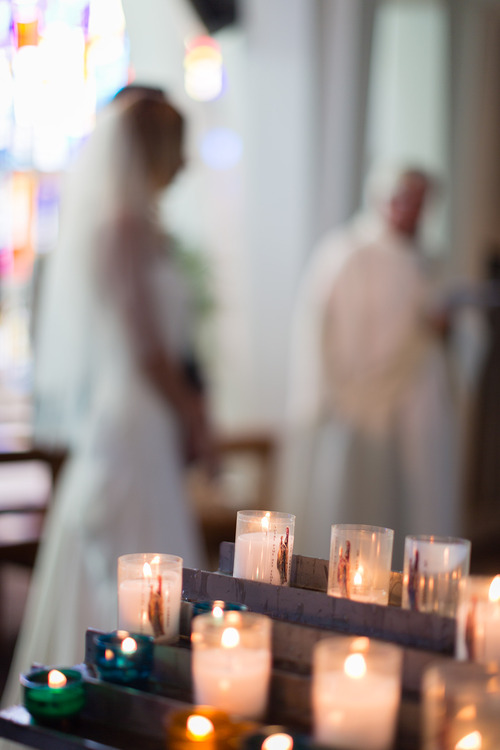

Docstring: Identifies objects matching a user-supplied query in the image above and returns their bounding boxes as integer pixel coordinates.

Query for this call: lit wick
[47,669,67,689]
[186,714,215,741]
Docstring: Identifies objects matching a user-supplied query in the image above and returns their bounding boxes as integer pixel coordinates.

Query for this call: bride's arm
[101,215,214,463]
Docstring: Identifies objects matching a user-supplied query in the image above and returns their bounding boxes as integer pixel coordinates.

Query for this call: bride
[2,88,215,709]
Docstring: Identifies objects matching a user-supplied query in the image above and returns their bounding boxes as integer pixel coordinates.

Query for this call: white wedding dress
[1,104,206,718]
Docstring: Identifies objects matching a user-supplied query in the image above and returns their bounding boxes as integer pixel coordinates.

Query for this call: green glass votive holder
[21,668,85,723]
[94,630,154,685]
[192,601,249,617]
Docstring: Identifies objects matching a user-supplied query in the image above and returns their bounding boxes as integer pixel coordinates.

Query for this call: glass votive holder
[456,574,500,662]
[117,553,183,641]
[312,635,402,750]
[20,668,86,724]
[94,630,154,685]
[327,524,394,605]
[233,510,295,586]
[422,660,500,750]
[402,535,471,617]
[165,706,256,750]
[191,611,272,721]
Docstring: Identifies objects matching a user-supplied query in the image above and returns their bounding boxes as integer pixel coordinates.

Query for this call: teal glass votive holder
[21,668,85,723]
[192,600,248,617]
[94,630,154,685]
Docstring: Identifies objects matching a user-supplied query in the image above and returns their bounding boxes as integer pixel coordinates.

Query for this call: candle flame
[488,575,500,602]
[221,627,240,649]
[262,733,294,750]
[48,669,67,688]
[354,567,363,586]
[344,653,367,679]
[212,605,224,618]
[143,562,152,578]
[121,637,138,654]
[104,648,115,661]
[455,731,482,749]
[261,512,271,532]
[186,714,215,740]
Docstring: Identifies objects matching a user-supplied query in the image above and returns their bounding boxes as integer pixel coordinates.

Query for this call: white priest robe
[278,217,459,569]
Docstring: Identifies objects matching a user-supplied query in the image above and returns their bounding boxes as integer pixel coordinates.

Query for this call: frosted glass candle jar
[422,661,500,750]
[312,635,402,750]
[118,553,182,641]
[191,611,272,720]
[456,575,500,662]
[233,510,295,586]
[402,535,471,617]
[327,524,394,605]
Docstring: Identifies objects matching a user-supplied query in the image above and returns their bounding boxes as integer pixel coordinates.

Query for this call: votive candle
[456,574,500,663]
[20,668,85,723]
[94,630,154,684]
[118,553,182,641]
[191,611,272,720]
[327,524,394,605]
[233,510,295,586]
[312,636,402,750]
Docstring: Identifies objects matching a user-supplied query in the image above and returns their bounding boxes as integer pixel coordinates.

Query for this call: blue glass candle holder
[94,630,154,685]
[191,600,248,617]
[21,668,85,723]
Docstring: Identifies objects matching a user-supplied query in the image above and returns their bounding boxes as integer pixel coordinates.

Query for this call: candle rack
[187,543,455,656]
[0,545,464,750]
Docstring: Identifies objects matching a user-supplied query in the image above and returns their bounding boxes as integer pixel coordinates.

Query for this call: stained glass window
[0,0,130,412]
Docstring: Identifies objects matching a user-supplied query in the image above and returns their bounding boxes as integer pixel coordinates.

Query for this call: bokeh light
[199,127,242,170]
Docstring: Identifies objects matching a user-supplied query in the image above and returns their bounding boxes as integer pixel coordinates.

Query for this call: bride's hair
[122,94,185,189]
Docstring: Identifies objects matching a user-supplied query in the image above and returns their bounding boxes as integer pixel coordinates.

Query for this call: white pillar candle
[191,612,272,720]
[117,553,182,641]
[422,660,500,750]
[233,511,295,585]
[402,535,471,617]
[192,645,271,719]
[312,637,402,750]
[456,575,500,663]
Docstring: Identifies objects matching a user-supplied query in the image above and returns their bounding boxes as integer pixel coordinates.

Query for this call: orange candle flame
[344,653,367,679]
[262,733,294,750]
[48,669,67,688]
[121,637,138,654]
[488,575,500,602]
[186,714,215,740]
[455,731,482,749]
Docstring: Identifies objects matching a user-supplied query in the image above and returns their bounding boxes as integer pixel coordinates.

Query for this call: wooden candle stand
[0,544,460,749]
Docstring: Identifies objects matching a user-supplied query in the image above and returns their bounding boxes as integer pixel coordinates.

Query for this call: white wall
[366,1,450,252]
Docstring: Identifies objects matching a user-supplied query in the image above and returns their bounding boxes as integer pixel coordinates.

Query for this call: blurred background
[0,0,499,688]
